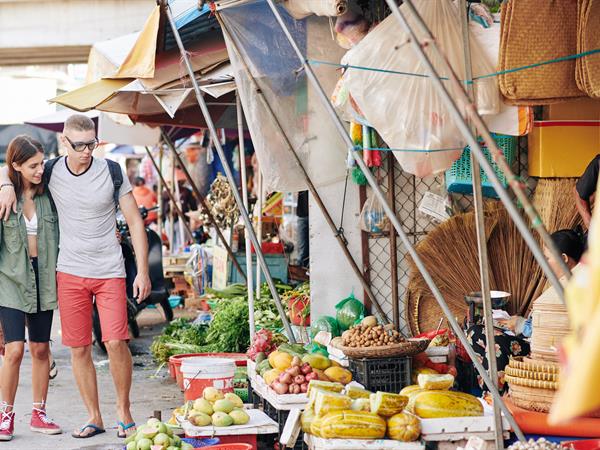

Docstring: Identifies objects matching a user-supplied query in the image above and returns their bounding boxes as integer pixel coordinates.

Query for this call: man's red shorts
[57,272,129,347]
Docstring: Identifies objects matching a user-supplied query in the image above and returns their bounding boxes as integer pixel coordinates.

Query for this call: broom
[405,208,501,334]
[533,178,582,233]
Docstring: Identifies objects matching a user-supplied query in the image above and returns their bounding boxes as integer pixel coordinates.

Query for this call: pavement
[2,307,192,450]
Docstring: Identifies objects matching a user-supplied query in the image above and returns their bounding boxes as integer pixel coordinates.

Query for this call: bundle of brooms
[406,179,581,335]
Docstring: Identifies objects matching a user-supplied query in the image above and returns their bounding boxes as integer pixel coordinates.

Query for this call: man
[0,115,151,439]
[574,154,600,228]
[132,176,158,225]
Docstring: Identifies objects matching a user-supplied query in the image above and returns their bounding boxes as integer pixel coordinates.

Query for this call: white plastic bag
[359,194,389,233]
[342,0,500,177]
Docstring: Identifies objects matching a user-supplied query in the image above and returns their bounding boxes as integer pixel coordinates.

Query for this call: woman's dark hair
[6,135,45,199]
[551,227,587,263]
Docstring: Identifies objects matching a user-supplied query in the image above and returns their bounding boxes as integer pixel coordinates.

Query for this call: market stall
[40,0,600,448]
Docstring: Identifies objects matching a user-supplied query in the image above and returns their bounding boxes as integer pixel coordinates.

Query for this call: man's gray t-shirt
[49,157,132,279]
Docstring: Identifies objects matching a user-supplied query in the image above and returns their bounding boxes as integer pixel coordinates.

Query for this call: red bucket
[170,353,247,390]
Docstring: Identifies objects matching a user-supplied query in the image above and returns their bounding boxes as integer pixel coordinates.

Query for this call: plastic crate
[445,133,517,199]
[348,356,412,393]
[262,398,307,450]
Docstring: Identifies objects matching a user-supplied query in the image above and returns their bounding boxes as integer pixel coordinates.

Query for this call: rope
[308,47,600,84]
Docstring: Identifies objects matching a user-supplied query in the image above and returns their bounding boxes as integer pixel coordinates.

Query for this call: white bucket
[181,357,236,401]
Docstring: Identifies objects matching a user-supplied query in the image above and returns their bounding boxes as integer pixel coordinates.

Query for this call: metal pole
[385,0,569,296]
[215,13,391,323]
[157,145,163,243]
[174,161,186,253]
[256,171,263,300]
[387,156,400,329]
[145,146,194,241]
[162,132,248,282]
[262,0,524,440]
[459,1,502,447]
[164,3,296,343]
[237,92,256,339]
[169,149,176,254]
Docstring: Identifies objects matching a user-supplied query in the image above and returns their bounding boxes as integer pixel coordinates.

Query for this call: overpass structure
[0,0,154,65]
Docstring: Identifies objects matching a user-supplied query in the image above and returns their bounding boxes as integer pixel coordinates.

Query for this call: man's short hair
[64,114,95,133]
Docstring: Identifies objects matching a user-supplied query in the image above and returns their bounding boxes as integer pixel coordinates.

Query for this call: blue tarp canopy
[164,1,220,51]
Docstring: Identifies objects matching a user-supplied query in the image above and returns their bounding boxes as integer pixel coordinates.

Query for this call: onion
[294,375,306,385]
[271,382,289,395]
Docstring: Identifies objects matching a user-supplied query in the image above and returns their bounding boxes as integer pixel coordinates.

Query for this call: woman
[0,136,62,440]
[467,228,586,393]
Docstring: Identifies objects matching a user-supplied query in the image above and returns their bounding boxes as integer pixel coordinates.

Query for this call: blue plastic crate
[445,133,517,199]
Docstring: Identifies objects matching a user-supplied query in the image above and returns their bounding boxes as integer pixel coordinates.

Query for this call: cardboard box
[543,98,600,120]
[528,120,600,177]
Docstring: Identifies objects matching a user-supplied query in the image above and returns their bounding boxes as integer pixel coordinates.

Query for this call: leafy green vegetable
[206,297,250,353]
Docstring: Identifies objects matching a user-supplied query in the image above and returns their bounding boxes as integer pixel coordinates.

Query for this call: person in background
[467,228,586,393]
[162,169,197,252]
[296,191,309,268]
[0,136,62,440]
[131,177,157,225]
[574,154,600,228]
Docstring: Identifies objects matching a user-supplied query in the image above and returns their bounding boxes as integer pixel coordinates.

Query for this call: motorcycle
[92,206,173,352]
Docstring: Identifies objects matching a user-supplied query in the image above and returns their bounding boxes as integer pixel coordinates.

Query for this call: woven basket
[508,356,560,374]
[499,0,583,104]
[509,383,555,413]
[336,338,429,359]
[579,0,600,97]
[504,366,559,382]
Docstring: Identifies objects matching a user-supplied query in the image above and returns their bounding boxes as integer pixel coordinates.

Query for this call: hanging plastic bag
[342,0,499,177]
[335,293,365,331]
[310,316,341,338]
[359,194,389,234]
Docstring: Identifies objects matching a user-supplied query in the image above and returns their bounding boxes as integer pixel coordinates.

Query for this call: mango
[271,352,293,371]
[229,409,250,425]
[224,393,244,409]
[263,368,283,385]
[188,411,211,427]
[302,353,331,370]
[203,387,224,402]
[193,398,213,415]
[324,366,352,384]
[212,411,234,427]
[213,399,235,414]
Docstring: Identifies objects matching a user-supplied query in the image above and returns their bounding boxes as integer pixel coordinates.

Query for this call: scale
[464,291,511,328]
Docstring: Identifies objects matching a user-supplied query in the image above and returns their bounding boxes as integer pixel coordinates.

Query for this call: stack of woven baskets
[529,288,571,362]
[506,357,559,413]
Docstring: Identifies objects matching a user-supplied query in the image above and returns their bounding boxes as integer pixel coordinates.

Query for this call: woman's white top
[24,213,37,236]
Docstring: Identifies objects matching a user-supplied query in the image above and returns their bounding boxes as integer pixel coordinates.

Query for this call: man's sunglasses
[65,136,99,152]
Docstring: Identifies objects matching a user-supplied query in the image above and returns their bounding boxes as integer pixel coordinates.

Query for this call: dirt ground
[2,307,195,450]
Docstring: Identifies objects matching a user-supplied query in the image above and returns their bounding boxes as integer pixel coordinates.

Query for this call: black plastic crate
[348,356,412,393]
[262,398,307,450]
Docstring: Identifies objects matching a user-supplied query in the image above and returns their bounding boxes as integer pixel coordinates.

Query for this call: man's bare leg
[71,345,103,436]
[105,340,135,436]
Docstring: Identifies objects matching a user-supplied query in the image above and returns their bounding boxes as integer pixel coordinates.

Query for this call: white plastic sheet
[342,0,500,177]
[283,0,347,19]
[221,1,347,192]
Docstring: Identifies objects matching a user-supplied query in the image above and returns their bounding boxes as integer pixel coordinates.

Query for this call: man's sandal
[71,423,105,439]
[117,421,136,439]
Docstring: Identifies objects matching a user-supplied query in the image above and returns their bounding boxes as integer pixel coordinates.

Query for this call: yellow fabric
[550,179,600,422]
[49,79,132,112]
[114,5,160,79]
